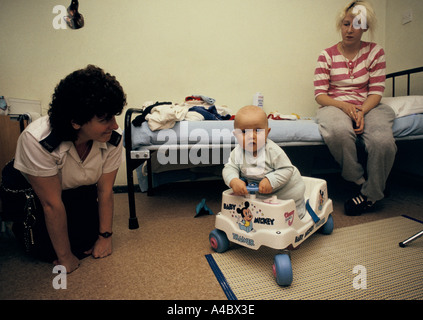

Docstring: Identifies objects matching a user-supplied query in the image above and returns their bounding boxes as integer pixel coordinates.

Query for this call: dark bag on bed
[0,160,38,253]
[132,101,172,126]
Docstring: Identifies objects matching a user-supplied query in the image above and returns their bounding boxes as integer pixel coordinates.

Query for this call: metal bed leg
[146,158,154,196]
[126,164,139,230]
[125,107,144,230]
[399,230,423,247]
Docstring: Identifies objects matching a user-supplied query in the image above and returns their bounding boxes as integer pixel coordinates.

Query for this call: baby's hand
[229,178,248,195]
[259,178,273,194]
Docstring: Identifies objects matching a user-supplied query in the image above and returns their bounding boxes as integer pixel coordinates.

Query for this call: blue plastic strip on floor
[205,254,238,300]
[402,214,423,224]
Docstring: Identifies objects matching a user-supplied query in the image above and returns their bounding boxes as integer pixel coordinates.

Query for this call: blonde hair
[336,0,377,39]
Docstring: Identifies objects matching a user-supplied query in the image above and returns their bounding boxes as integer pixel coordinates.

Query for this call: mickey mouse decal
[237,201,254,233]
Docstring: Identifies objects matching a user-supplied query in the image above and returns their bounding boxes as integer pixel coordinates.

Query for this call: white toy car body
[209,176,334,286]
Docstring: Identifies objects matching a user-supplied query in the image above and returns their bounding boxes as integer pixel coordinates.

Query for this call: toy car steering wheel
[246,183,259,193]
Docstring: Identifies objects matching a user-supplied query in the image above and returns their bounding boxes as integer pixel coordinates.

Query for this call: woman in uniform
[13,65,127,273]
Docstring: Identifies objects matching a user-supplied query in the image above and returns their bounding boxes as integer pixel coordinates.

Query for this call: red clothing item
[314,41,386,106]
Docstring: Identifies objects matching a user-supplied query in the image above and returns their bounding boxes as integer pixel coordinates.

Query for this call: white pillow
[381,95,423,118]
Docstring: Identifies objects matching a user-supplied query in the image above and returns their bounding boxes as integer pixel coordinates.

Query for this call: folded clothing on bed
[132,100,233,132]
[188,105,232,121]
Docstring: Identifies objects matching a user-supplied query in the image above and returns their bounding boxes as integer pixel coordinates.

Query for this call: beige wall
[384,0,423,96]
[0,0,421,186]
[385,0,423,72]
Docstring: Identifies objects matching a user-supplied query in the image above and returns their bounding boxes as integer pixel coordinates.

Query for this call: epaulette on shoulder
[39,130,62,153]
[108,130,122,147]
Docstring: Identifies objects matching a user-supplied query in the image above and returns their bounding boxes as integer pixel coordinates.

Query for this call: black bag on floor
[0,160,39,253]
[1,160,100,261]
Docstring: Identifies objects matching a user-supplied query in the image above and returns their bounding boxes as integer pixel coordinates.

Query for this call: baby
[222,105,306,219]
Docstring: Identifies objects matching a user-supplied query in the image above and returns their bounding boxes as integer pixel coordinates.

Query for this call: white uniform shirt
[14,116,123,190]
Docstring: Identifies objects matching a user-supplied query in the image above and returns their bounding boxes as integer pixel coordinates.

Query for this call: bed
[124,66,423,229]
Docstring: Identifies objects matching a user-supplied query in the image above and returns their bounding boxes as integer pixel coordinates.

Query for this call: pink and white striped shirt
[314,41,386,106]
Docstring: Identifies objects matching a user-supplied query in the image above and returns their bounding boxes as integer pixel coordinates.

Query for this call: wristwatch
[99,231,113,238]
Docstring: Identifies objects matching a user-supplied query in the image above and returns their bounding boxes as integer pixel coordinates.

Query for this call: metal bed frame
[124,66,423,230]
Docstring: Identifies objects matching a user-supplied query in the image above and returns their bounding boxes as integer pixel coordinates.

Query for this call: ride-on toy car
[209,176,334,286]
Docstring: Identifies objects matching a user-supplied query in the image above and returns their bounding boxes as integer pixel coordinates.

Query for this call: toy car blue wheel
[319,214,334,235]
[209,229,229,253]
[273,254,293,286]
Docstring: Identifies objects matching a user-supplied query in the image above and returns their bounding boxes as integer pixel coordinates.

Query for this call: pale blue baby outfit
[223,139,306,219]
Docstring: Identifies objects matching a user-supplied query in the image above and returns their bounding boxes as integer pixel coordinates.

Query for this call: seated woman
[313,0,396,216]
[12,65,127,273]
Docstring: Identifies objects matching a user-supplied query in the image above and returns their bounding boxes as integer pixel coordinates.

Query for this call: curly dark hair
[48,65,127,141]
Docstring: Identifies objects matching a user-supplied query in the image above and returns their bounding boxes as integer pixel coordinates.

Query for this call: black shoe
[344,193,375,216]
